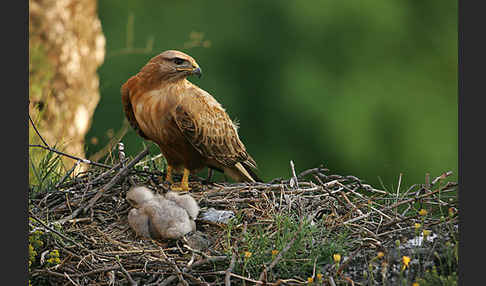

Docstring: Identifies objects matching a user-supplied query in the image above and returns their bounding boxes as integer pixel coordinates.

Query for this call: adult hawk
[121,50,261,191]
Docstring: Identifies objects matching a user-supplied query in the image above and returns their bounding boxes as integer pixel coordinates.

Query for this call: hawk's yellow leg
[170,167,191,192]
[165,165,174,184]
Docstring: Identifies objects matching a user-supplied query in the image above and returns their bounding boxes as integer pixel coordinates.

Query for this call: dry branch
[83,147,149,212]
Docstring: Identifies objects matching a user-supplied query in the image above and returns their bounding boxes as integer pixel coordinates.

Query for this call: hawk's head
[143,50,202,82]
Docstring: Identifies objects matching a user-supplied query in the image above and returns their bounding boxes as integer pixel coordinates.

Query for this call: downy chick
[126,186,196,240]
[164,191,200,220]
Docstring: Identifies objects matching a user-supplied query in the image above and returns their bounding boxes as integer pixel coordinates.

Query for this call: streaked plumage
[122,50,260,191]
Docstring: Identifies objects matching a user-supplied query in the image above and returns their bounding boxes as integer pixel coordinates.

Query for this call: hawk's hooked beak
[177,65,202,78]
[192,67,202,78]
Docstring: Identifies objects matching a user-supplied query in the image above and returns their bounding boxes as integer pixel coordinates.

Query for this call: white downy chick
[126,186,196,240]
[164,191,200,220]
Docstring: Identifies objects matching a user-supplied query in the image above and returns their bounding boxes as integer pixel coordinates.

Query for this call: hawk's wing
[173,90,257,170]
[121,76,149,140]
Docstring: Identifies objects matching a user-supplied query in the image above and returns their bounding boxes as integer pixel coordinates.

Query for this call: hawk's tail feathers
[236,161,263,183]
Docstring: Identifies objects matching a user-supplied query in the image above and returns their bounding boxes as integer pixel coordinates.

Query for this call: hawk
[122,50,261,191]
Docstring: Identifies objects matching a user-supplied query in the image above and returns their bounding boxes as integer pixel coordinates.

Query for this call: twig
[115,256,138,286]
[159,247,189,286]
[134,153,164,167]
[382,182,456,212]
[55,160,81,188]
[289,160,299,189]
[29,144,112,169]
[225,251,237,286]
[342,212,371,225]
[29,210,90,253]
[29,110,112,169]
[431,171,453,185]
[35,265,121,278]
[83,147,149,212]
[297,167,328,179]
[118,142,136,186]
[184,255,228,270]
[312,256,317,279]
[89,158,128,186]
[341,192,363,216]
[395,173,403,218]
[160,256,228,285]
[228,272,264,285]
[183,243,212,259]
[329,276,337,286]
[63,272,80,286]
[28,113,50,147]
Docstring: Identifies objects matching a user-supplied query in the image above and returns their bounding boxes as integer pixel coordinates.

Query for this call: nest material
[29,150,458,285]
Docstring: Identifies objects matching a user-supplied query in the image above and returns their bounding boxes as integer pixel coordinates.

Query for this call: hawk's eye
[173,58,184,65]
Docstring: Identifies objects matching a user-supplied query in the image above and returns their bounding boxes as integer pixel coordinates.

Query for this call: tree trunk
[29,0,105,173]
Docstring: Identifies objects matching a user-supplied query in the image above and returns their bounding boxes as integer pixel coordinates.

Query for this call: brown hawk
[121,50,260,191]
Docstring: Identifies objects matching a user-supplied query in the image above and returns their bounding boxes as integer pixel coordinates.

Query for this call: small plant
[414,240,458,286]
[29,227,45,285]
[29,216,66,286]
[415,265,457,286]
[224,212,349,282]
[29,146,66,196]
[224,212,243,254]
[45,249,61,267]
[29,229,45,267]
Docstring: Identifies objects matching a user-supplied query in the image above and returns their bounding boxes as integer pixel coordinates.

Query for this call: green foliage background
[87,0,457,188]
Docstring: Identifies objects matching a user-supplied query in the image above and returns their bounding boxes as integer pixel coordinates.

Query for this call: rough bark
[29,0,105,172]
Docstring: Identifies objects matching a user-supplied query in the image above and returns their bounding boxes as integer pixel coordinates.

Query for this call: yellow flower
[412,282,419,286]
[402,256,411,270]
[29,244,37,264]
[244,251,252,258]
[418,209,428,216]
[307,277,314,283]
[272,250,279,256]
[448,207,455,217]
[333,253,341,263]
[33,230,44,235]
[377,251,384,259]
[422,229,431,238]
[414,223,421,230]
[316,273,323,281]
[50,249,60,257]
[46,256,61,266]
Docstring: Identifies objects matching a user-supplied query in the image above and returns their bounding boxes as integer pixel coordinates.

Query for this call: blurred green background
[86,0,457,189]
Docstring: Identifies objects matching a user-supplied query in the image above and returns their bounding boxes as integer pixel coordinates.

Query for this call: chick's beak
[192,66,202,78]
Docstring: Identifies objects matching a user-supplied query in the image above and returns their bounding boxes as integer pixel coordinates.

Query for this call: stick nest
[29,150,458,285]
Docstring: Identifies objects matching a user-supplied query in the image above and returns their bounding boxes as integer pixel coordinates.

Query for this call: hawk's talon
[170,183,191,192]
[168,167,191,192]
